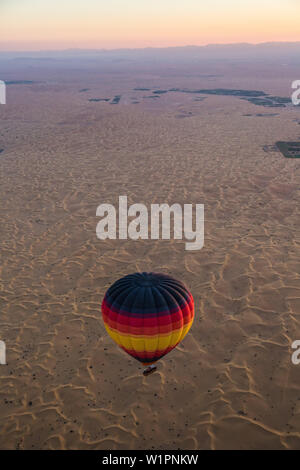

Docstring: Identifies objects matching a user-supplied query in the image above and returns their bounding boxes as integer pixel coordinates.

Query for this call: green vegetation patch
[276,141,300,158]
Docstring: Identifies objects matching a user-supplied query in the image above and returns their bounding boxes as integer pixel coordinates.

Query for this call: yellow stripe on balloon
[103,321,193,353]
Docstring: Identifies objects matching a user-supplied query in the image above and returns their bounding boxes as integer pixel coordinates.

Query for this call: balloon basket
[143,365,157,376]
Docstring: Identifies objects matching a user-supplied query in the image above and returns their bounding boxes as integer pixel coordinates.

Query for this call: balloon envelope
[102,272,194,365]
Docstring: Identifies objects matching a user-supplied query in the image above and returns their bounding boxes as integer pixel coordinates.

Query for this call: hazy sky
[1,0,300,50]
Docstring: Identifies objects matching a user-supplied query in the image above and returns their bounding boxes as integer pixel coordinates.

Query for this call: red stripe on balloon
[120,344,178,363]
[103,315,192,335]
[102,297,193,328]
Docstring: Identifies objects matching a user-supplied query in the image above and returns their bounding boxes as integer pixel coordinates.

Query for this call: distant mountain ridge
[0,41,299,61]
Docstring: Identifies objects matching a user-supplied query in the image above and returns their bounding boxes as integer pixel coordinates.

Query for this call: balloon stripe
[102,302,193,329]
[121,345,181,364]
[102,296,193,319]
[103,322,193,352]
[103,317,191,335]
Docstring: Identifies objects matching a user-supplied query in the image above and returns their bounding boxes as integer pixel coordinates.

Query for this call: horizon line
[1,40,300,54]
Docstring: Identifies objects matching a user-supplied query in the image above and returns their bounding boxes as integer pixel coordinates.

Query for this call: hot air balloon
[101,272,194,375]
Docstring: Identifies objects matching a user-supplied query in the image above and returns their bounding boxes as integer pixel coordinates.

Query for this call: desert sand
[0,55,300,449]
